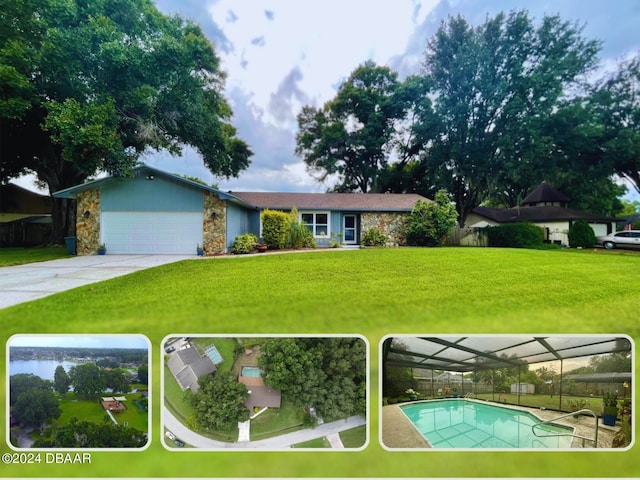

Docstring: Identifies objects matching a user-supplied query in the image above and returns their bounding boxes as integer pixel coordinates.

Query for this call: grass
[249,397,307,440]
[1,247,640,478]
[56,393,148,432]
[340,425,367,448]
[0,246,68,266]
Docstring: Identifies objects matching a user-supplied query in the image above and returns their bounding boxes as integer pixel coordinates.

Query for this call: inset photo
[7,334,150,450]
[162,335,368,450]
[380,335,633,451]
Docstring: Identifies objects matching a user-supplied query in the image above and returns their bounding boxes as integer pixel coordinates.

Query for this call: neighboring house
[53,164,429,255]
[167,347,217,394]
[238,374,282,411]
[462,182,618,246]
[0,183,52,246]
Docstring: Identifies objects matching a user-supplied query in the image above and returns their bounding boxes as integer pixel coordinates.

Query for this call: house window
[301,212,329,237]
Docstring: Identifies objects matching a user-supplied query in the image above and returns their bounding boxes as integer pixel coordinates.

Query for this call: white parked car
[596,230,640,249]
[165,431,176,440]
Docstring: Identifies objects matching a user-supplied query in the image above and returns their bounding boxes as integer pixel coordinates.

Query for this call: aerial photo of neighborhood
[162,335,368,450]
[7,335,150,449]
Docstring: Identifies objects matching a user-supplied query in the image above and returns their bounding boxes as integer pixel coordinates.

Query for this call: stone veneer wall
[361,212,408,247]
[76,189,101,255]
[203,191,226,254]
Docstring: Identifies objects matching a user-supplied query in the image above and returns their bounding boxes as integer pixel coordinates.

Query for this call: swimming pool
[241,366,262,377]
[399,400,574,449]
[204,344,223,364]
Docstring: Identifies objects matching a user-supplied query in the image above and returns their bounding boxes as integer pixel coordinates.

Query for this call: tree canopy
[296,60,410,192]
[33,418,147,448]
[0,0,251,242]
[259,337,366,420]
[190,371,250,431]
[294,10,637,226]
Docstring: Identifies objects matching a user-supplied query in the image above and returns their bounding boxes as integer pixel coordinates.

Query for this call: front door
[343,214,357,245]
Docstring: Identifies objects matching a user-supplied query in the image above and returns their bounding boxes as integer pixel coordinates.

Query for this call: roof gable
[52,164,250,206]
[521,182,570,206]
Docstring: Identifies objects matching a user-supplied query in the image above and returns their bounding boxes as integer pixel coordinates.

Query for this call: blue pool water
[241,366,262,377]
[204,344,223,364]
[400,400,573,449]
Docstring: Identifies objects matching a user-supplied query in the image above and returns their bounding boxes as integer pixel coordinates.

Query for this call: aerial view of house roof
[167,348,217,393]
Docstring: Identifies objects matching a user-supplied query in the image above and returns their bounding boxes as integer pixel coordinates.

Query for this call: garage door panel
[102,212,203,254]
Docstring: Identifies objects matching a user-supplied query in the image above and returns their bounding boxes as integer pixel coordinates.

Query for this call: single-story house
[238,374,282,411]
[53,164,429,255]
[167,347,217,394]
[0,183,52,246]
[462,182,618,246]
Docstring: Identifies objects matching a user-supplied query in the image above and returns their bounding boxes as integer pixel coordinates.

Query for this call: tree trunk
[38,158,87,245]
[49,196,77,245]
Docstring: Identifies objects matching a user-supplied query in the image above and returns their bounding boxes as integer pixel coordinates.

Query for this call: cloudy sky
[14,0,640,199]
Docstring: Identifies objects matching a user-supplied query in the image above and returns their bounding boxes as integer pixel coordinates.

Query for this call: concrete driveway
[0,254,194,309]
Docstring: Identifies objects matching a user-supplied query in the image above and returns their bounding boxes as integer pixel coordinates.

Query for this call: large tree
[12,389,61,428]
[190,371,250,431]
[53,365,72,395]
[591,53,640,195]
[0,0,251,242]
[295,60,410,192]
[409,11,601,225]
[68,363,106,397]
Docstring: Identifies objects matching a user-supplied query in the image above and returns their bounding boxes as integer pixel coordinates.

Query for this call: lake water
[9,360,79,381]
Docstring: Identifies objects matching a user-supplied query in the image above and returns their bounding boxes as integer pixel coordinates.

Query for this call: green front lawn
[2,247,639,331]
[249,397,307,440]
[0,246,68,266]
[1,247,639,478]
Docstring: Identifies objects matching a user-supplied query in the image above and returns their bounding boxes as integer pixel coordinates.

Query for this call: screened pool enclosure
[382,335,633,412]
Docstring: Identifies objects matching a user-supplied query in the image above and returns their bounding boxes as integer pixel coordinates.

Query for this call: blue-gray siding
[226,202,253,249]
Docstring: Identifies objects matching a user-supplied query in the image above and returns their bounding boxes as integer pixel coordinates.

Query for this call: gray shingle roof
[521,182,570,206]
[167,348,217,393]
[230,192,427,211]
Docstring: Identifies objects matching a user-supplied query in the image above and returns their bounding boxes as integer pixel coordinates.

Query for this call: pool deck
[381,400,621,449]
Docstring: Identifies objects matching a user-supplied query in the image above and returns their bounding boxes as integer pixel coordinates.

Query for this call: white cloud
[209,0,426,126]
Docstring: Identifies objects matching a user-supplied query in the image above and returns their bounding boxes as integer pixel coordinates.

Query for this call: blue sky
[14,0,640,200]
[8,334,149,350]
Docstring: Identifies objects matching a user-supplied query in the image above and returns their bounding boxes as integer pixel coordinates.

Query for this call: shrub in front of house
[568,220,596,248]
[231,233,258,254]
[362,228,388,247]
[404,191,458,247]
[288,221,316,249]
[484,223,545,248]
[261,209,289,249]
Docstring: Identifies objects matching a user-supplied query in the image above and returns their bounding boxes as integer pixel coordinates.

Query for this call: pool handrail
[531,409,598,448]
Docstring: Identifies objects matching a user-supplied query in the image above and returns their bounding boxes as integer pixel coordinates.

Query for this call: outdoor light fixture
[146,174,155,180]
[83,211,91,218]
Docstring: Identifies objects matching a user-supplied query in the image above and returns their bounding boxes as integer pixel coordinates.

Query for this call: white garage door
[101,212,203,254]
